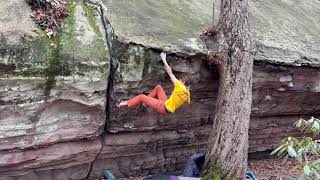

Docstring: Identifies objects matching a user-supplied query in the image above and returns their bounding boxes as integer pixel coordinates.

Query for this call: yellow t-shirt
[165,80,191,113]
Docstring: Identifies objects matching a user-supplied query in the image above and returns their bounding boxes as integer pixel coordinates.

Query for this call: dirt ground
[248,158,301,180]
[117,157,303,180]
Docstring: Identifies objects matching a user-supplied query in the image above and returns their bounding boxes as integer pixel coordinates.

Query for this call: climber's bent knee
[155,84,162,89]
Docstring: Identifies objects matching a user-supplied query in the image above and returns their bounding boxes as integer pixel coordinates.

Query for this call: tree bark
[200,0,254,179]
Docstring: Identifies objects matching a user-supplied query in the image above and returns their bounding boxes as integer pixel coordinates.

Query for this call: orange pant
[127,85,168,114]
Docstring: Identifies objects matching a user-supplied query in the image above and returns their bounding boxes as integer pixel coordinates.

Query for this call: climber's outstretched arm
[160,52,177,83]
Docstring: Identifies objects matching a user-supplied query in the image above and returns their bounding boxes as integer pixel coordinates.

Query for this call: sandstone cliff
[0,0,319,179]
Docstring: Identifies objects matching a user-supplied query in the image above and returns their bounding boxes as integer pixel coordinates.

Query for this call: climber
[117,52,190,114]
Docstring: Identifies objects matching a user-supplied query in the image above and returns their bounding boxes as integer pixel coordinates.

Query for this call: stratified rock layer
[91,42,319,178]
[0,0,319,179]
[0,0,107,179]
[90,127,210,178]
[0,139,102,179]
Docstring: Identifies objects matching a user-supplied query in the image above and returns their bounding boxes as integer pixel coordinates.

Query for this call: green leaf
[277,144,288,157]
[271,144,284,155]
[312,159,320,166]
[288,146,297,157]
[304,143,312,154]
[295,119,302,128]
[311,143,320,156]
[312,163,320,173]
[313,121,320,131]
[309,117,315,123]
[314,169,320,179]
[304,165,311,176]
[296,153,303,163]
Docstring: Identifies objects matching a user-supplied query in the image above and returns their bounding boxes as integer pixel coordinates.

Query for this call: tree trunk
[200,0,254,179]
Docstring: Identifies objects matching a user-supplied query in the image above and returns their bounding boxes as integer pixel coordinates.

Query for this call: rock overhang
[104,0,213,55]
[104,0,320,67]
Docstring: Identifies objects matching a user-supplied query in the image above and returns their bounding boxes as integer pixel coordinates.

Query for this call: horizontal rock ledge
[0,138,102,179]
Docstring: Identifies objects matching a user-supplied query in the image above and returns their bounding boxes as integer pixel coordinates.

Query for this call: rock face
[0,139,101,179]
[90,126,211,178]
[92,46,320,178]
[0,0,320,179]
[0,0,108,179]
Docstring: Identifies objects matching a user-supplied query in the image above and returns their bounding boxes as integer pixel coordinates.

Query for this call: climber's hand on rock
[160,52,177,83]
[160,52,167,63]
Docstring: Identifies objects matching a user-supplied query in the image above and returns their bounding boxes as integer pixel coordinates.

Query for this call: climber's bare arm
[160,52,177,84]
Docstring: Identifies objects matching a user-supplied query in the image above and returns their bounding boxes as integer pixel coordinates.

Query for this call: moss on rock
[1,0,109,95]
[202,169,232,180]
[58,0,109,77]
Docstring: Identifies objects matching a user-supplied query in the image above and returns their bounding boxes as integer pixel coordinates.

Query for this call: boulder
[0,0,320,179]
[91,0,320,178]
[0,0,108,179]
[92,42,320,178]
